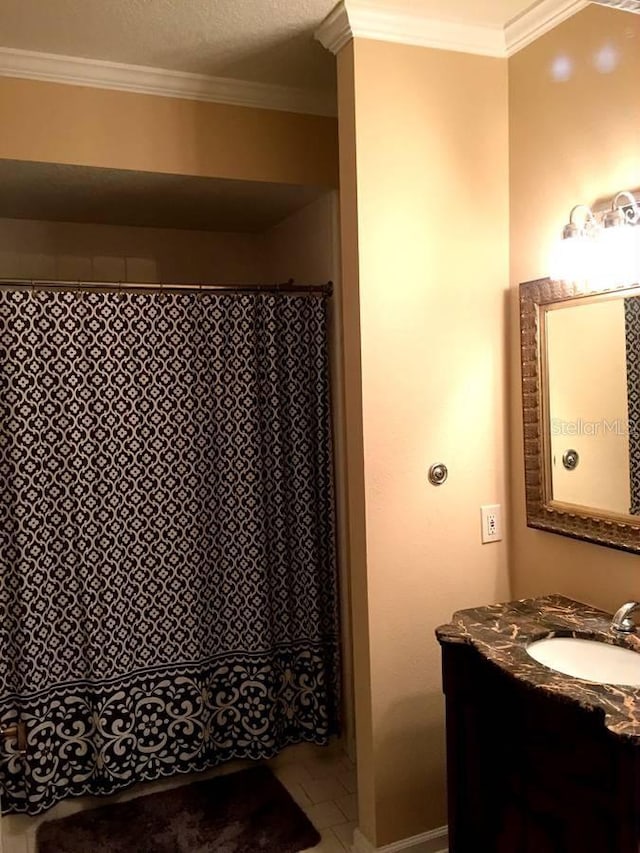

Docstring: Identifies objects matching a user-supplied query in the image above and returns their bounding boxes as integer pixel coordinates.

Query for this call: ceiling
[0,161,325,233]
[0,0,338,93]
[0,0,556,97]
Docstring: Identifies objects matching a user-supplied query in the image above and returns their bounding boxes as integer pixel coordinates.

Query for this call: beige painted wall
[336,42,376,842]
[337,39,510,846]
[547,297,630,514]
[262,193,338,284]
[510,4,640,608]
[0,77,338,188]
[0,195,346,287]
[0,216,264,283]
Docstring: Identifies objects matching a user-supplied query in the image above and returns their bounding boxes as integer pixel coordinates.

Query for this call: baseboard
[352,825,448,853]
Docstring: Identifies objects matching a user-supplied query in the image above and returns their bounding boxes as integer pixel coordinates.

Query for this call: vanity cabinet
[441,641,640,853]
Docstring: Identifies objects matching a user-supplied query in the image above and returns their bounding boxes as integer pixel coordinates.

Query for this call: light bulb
[549,233,596,283]
[595,224,637,287]
[634,225,640,285]
[549,197,640,287]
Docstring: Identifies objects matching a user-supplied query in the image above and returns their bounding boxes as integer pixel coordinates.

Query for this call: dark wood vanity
[437,596,640,853]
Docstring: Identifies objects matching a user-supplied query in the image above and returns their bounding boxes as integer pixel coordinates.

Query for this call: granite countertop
[436,594,640,740]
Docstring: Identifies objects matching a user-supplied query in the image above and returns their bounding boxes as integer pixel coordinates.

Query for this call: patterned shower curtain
[625,296,640,515]
[0,288,340,815]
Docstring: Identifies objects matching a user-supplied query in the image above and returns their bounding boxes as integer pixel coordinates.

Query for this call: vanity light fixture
[550,190,640,286]
[598,191,640,287]
[549,204,599,284]
[591,0,640,12]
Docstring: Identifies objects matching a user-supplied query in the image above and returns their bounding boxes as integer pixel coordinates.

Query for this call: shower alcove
[0,157,353,852]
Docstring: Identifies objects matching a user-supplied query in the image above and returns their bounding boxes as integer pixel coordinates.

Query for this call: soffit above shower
[0,160,326,233]
[0,0,612,116]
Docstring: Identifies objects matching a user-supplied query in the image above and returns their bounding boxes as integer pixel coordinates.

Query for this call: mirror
[520,278,640,553]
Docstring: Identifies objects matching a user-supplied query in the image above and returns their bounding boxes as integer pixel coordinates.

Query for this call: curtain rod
[0,278,333,297]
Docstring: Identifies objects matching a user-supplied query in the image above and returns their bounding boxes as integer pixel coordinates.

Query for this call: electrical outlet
[481,505,503,544]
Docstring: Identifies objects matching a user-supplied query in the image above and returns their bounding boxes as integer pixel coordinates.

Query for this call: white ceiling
[0,0,551,96]
[0,161,326,233]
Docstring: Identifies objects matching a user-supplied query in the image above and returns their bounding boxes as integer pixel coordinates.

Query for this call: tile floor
[0,745,357,853]
[275,752,358,852]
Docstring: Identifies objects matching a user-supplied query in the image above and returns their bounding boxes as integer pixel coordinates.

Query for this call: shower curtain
[0,288,340,815]
[625,296,640,514]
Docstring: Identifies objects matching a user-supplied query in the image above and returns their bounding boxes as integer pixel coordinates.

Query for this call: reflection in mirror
[545,294,640,516]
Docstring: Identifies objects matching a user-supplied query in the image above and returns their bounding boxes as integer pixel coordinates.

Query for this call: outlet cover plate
[481,504,503,544]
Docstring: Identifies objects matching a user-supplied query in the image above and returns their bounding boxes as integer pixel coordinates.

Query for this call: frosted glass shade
[549,234,597,283]
[595,224,639,287]
[549,225,640,286]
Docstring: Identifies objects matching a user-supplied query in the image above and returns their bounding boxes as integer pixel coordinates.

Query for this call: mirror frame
[520,276,640,554]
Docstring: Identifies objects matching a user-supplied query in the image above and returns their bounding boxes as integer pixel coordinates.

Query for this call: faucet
[611,601,640,634]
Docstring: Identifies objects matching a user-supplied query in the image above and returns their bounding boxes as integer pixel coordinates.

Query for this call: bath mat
[36,766,320,853]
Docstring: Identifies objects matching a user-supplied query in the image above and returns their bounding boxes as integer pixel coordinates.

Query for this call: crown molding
[0,47,337,118]
[505,0,589,56]
[316,1,505,57]
[0,1,592,112]
[316,2,353,54]
[316,0,589,59]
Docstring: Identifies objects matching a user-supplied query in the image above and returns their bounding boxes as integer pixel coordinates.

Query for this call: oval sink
[527,636,640,686]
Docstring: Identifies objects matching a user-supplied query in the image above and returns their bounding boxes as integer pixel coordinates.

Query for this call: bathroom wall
[262,192,339,284]
[336,38,510,847]
[0,76,338,188]
[509,4,640,610]
[0,216,264,283]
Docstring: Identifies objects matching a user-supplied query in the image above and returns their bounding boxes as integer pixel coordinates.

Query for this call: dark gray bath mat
[36,766,320,853]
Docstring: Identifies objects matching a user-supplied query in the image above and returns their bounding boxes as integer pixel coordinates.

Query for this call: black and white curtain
[625,296,640,515]
[0,289,340,815]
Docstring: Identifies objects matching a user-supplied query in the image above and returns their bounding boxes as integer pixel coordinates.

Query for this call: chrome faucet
[611,602,640,634]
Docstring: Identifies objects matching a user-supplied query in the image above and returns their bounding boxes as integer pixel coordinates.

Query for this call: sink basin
[527,636,640,686]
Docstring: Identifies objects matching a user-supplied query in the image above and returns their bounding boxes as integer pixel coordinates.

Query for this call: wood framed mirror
[520,277,640,553]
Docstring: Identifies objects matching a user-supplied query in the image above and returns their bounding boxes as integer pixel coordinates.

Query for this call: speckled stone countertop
[436,594,640,740]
